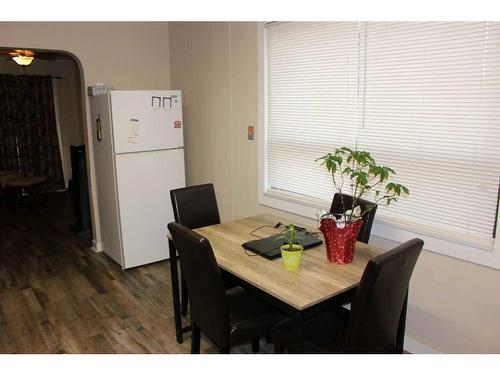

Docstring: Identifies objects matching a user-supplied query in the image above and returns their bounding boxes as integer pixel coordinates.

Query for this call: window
[263,22,500,250]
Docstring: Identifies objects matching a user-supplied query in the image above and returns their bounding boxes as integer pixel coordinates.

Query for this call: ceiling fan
[0,48,60,66]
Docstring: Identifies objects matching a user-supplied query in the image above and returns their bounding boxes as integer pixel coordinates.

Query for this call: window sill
[259,190,500,271]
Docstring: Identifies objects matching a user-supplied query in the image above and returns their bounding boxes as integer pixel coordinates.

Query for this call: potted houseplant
[316,147,409,264]
[276,224,304,270]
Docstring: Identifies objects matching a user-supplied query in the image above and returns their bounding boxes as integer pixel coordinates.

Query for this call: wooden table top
[194,214,383,311]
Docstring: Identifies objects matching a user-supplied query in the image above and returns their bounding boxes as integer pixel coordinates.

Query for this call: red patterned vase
[319,217,363,264]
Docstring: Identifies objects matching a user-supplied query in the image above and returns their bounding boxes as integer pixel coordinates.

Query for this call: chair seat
[0,170,17,177]
[226,287,286,346]
[0,172,23,188]
[7,176,47,188]
[272,306,350,353]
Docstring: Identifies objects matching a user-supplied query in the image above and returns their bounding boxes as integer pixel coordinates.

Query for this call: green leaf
[316,154,334,166]
[332,155,343,165]
[339,146,353,154]
[343,167,353,175]
[325,158,332,171]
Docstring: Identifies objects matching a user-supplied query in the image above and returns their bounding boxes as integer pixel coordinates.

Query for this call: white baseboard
[404,336,442,354]
[92,240,103,253]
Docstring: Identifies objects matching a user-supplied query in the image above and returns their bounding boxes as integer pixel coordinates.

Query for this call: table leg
[396,291,408,353]
[290,311,305,353]
[169,239,184,344]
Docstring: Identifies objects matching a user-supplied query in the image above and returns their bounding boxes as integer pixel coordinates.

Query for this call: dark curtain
[0,74,64,190]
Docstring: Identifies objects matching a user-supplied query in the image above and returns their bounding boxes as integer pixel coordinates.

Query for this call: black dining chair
[330,193,378,243]
[171,183,221,315]
[272,238,424,353]
[171,183,221,231]
[168,222,285,353]
[170,183,240,341]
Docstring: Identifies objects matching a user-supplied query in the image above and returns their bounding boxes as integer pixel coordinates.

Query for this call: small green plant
[274,224,303,251]
[316,147,409,221]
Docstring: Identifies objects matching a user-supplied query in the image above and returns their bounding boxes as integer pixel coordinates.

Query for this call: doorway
[0,47,92,239]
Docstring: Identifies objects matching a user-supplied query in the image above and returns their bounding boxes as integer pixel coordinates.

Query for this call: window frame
[257,22,500,270]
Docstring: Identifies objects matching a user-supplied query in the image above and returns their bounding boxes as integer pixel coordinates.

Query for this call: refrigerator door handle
[96,116,103,141]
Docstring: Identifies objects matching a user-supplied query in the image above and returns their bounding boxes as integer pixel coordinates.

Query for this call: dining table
[168,214,408,352]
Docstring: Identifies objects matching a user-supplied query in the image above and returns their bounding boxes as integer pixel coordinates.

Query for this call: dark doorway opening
[0,47,91,239]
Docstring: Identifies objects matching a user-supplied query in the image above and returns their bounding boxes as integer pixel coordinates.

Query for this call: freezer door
[111,90,184,154]
[114,148,186,268]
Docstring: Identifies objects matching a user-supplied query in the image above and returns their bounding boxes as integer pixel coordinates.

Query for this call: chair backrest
[167,222,230,348]
[343,238,423,353]
[170,183,221,229]
[330,193,378,243]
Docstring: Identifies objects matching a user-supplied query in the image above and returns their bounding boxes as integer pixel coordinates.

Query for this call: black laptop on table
[242,233,323,260]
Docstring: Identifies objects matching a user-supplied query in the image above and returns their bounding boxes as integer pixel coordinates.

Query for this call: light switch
[248,126,255,140]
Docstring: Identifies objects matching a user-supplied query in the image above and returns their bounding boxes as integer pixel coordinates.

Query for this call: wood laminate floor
[0,192,272,353]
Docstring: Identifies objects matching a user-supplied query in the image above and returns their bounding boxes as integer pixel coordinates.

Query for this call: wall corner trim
[92,240,103,253]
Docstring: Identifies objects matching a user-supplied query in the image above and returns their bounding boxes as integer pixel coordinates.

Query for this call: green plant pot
[280,244,304,271]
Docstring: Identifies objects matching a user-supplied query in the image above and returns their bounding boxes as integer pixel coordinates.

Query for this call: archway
[0,46,95,241]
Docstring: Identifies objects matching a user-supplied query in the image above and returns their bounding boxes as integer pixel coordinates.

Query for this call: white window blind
[265,22,363,203]
[264,21,500,246]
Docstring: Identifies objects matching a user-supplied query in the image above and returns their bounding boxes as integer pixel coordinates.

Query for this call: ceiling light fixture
[11,50,35,66]
[12,55,34,66]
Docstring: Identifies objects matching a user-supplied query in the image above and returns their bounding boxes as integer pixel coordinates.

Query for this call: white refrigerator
[90,90,185,269]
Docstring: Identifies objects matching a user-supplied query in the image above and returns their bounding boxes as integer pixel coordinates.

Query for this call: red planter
[319,217,363,264]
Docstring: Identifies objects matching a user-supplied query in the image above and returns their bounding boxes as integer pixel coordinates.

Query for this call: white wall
[0,22,171,249]
[169,21,500,353]
[169,22,260,220]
